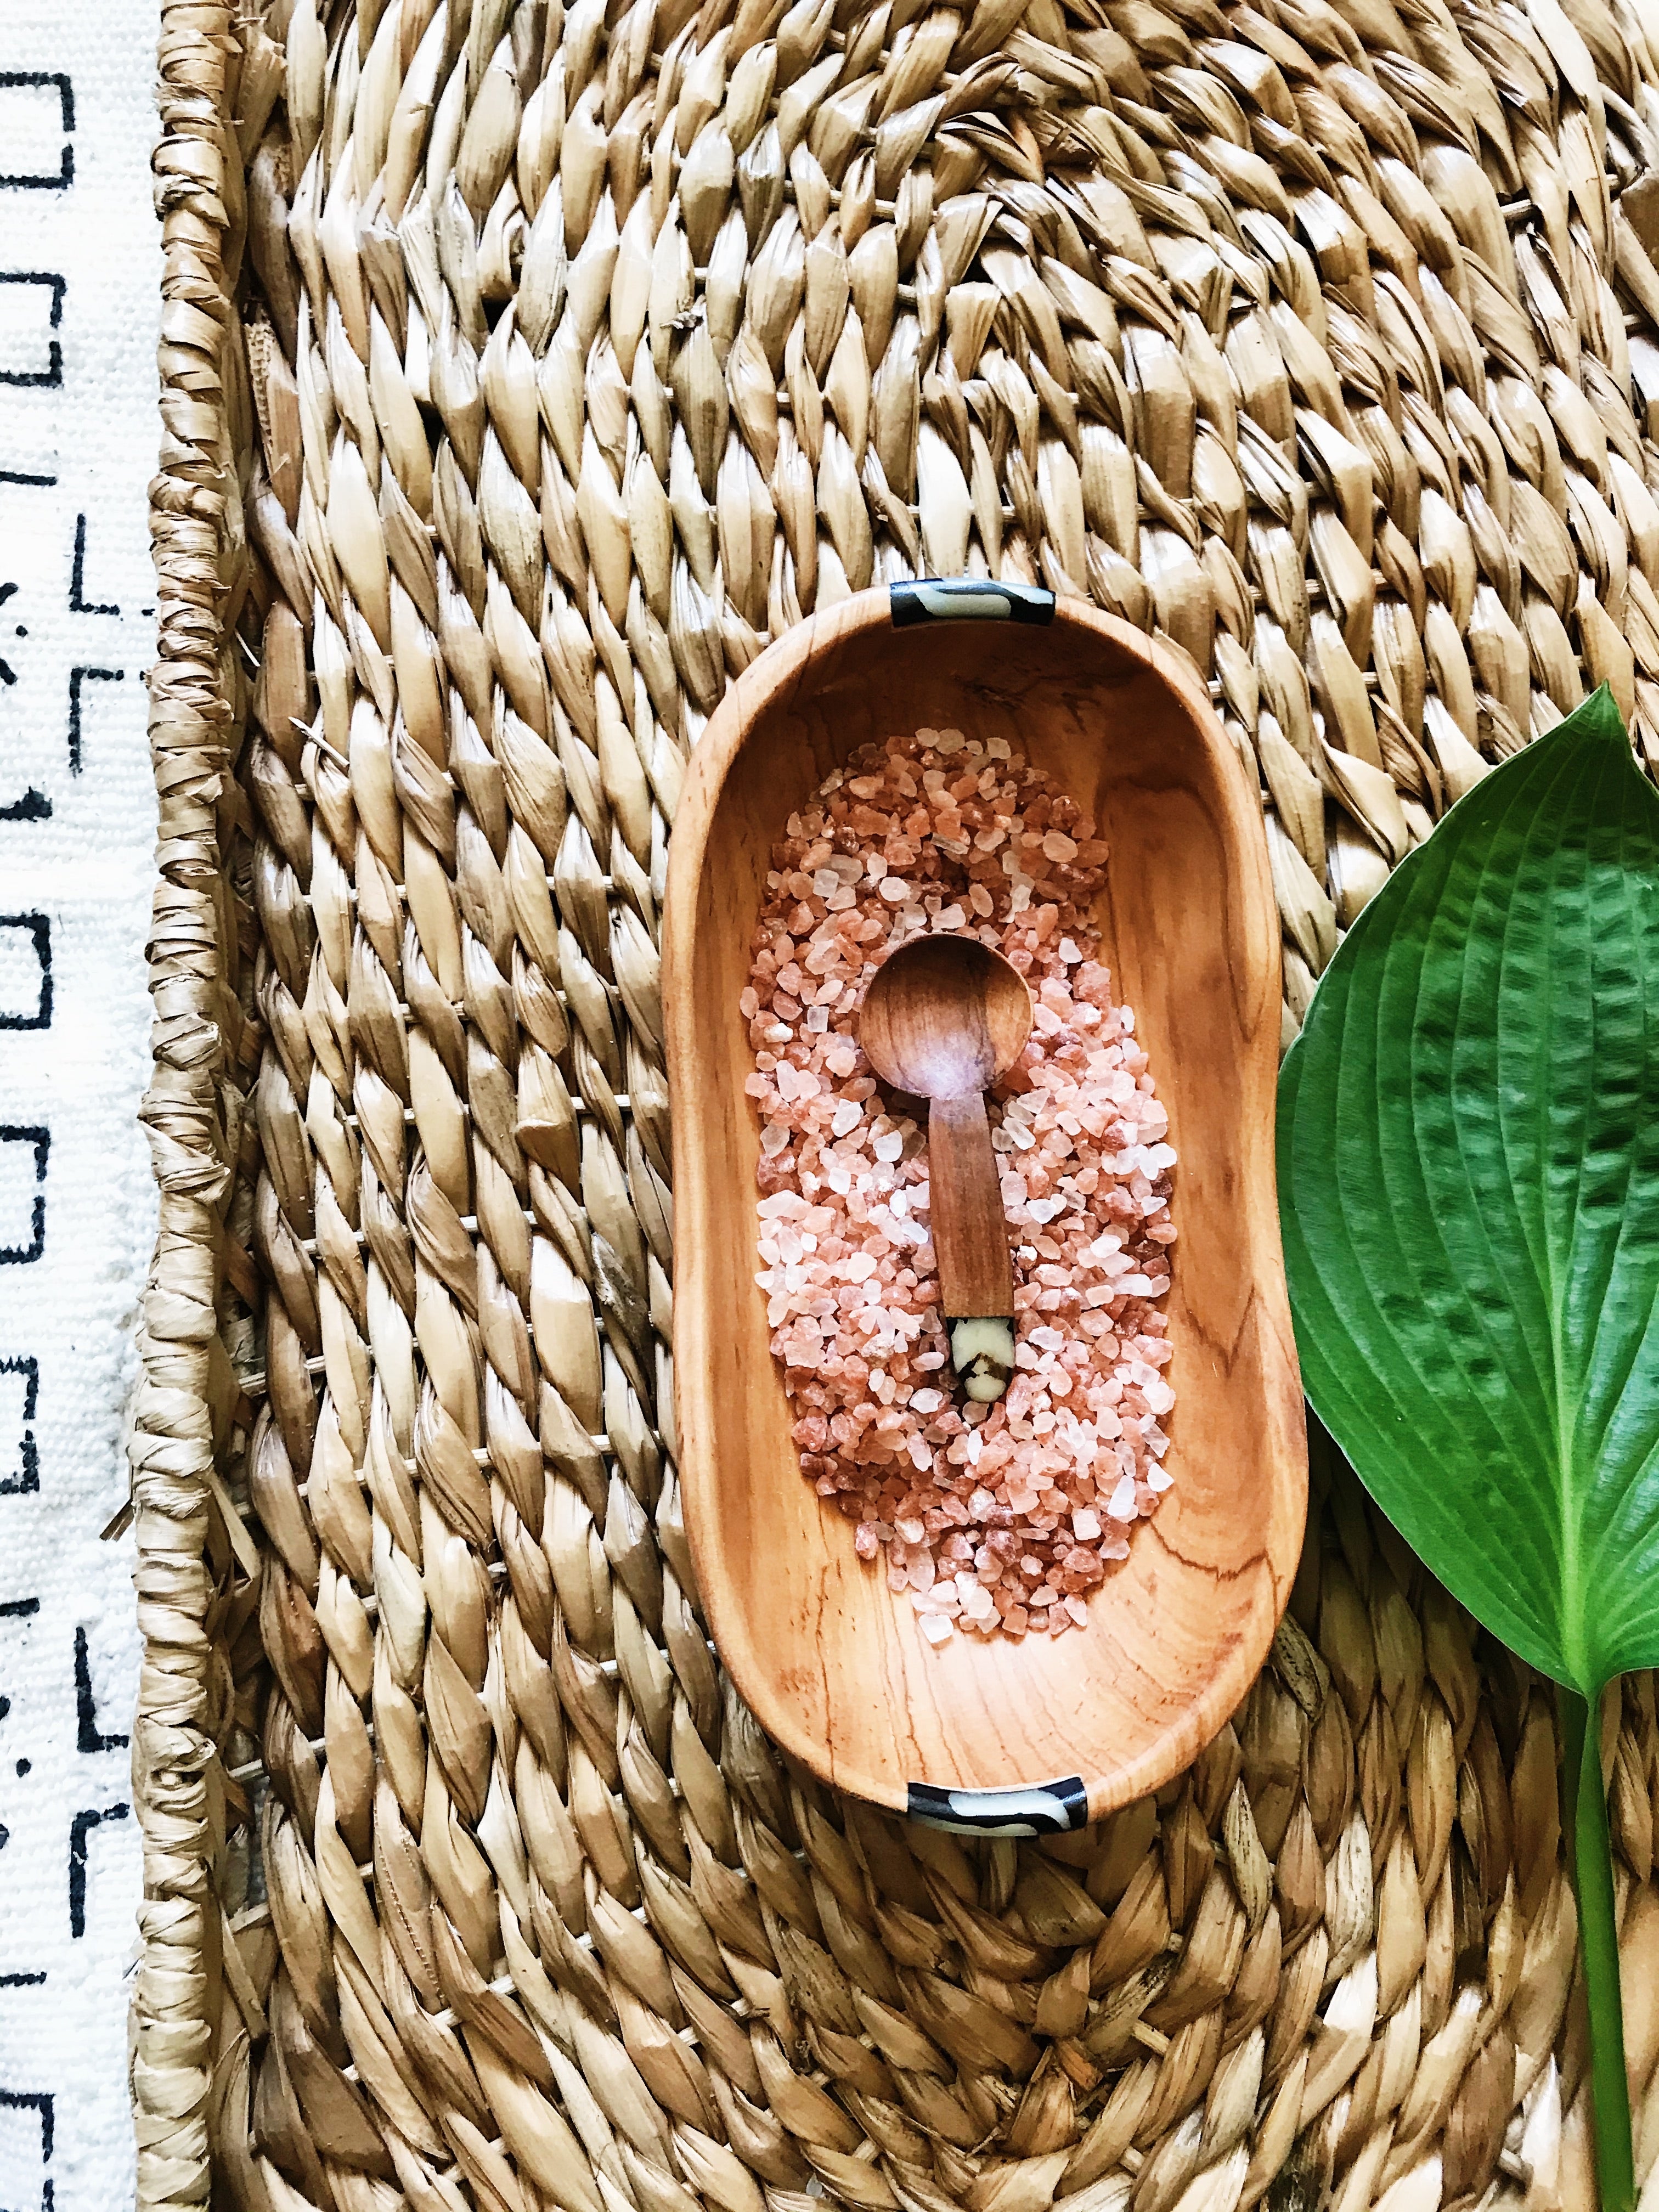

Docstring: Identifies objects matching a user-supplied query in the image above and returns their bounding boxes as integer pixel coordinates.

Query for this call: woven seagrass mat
[136,0,1659,2207]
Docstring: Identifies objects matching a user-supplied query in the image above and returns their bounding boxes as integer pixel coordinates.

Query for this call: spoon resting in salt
[858,934,1034,1402]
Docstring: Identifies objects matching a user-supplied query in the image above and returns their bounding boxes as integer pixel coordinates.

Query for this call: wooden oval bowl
[663,583,1306,1834]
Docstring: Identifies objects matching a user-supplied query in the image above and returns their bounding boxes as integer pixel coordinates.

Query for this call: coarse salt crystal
[747,727,1177,1649]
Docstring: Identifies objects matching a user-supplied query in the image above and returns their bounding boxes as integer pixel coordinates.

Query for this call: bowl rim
[663,584,1306,1827]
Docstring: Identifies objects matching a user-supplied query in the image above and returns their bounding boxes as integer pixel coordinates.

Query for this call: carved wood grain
[662,591,1307,1819]
[924,1092,1014,1320]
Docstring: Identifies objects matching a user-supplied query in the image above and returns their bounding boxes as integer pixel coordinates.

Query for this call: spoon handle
[928,1092,1015,1318]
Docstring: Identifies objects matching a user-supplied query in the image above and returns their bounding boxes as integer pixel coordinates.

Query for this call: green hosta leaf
[1278,686,1659,1701]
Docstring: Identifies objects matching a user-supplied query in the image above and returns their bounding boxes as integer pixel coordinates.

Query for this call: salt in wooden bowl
[662,582,1306,1835]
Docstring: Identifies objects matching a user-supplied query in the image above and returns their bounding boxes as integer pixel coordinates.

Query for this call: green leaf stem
[1278,687,1659,2210]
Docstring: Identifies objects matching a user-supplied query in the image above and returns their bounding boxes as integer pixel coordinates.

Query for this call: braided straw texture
[135,0,1659,2205]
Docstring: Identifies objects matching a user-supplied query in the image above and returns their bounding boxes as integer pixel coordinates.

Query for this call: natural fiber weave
[134,0,1659,2205]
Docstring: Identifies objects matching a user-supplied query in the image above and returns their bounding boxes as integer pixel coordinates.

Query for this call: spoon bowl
[859,934,1032,1098]
[663,583,1306,1833]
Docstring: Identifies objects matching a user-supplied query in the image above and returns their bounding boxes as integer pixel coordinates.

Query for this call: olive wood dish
[662,583,1306,1833]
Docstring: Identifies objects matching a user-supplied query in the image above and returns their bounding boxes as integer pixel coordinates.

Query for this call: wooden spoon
[859,935,1032,1403]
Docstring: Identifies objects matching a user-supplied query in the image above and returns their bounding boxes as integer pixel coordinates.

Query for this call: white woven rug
[0,2,160,2207]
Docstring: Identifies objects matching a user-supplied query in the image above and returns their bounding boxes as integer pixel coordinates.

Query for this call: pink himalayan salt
[745,726,1177,1647]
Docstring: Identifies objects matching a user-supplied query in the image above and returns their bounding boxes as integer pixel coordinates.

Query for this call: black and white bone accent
[890,579,1057,626]
[947,1317,1016,1403]
[906,1775,1090,1836]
